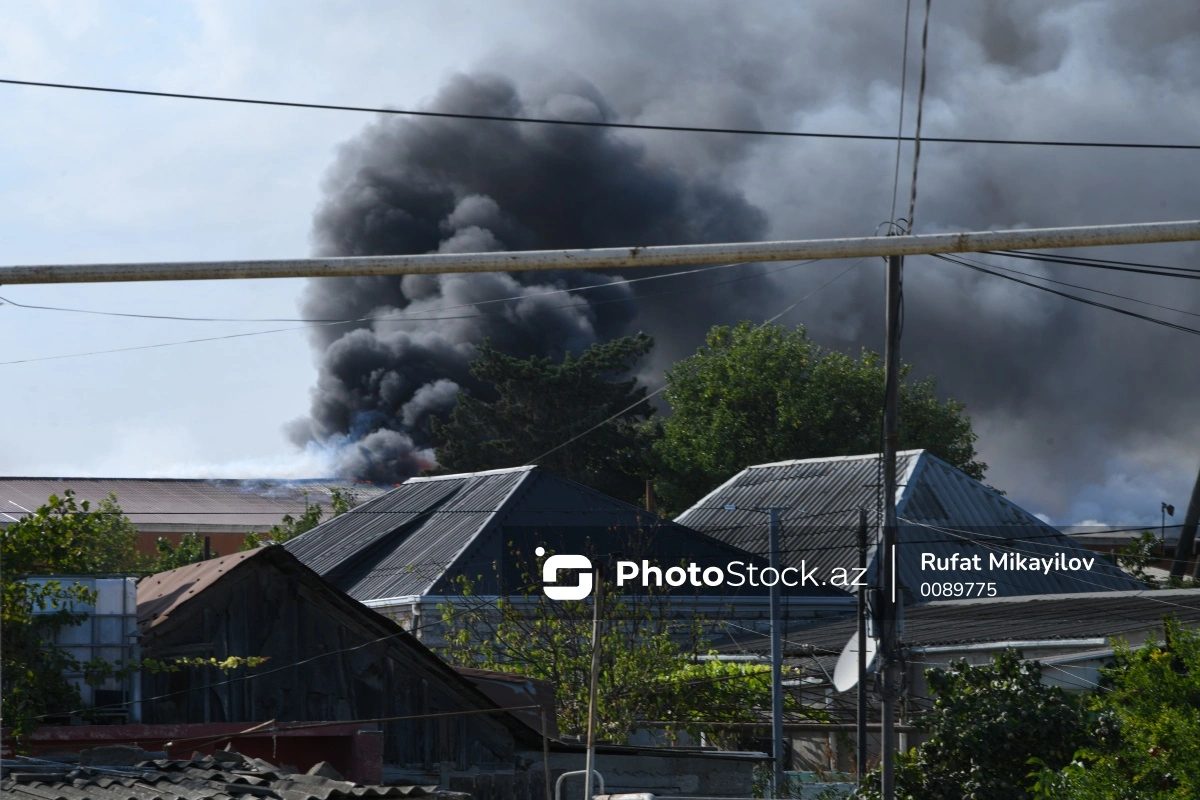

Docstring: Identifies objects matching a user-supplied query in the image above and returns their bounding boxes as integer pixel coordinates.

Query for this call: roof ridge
[744,450,926,469]
[405,465,538,483]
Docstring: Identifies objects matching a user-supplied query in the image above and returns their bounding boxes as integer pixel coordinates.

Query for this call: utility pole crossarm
[3,219,1200,285]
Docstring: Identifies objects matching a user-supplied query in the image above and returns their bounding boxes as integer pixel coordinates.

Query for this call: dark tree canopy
[653,322,986,512]
[432,334,656,504]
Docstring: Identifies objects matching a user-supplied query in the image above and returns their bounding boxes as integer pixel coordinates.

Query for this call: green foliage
[152,532,219,571]
[1033,618,1200,799]
[2,492,266,744]
[241,487,357,550]
[858,650,1088,800]
[432,335,658,505]
[438,566,820,744]
[653,322,985,512]
[1,491,144,739]
[1115,531,1162,586]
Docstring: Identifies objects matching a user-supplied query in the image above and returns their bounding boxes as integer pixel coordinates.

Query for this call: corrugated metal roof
[1,751,436,800]
[285,467,533,599]
[137,550,264,632]
[675,450,1143,601]
[286,467,844,603]
[0,478,387,530]
[729,589,1200,656]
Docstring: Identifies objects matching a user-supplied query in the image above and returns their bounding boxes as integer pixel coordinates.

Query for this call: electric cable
[932,253,1200,337]
[0,258,823,366]
[3,77,1199,150]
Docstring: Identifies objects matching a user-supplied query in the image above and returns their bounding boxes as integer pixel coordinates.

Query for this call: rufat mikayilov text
[921,552,1097,575]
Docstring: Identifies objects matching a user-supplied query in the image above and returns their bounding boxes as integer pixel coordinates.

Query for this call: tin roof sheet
[727,589,1200,656]
[285,466,823,603]
[0,478,387,530]
[1,751,436,800]
[675,450,1142,601]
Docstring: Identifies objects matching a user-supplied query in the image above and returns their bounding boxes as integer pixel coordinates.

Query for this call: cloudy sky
[1,0,1197,527]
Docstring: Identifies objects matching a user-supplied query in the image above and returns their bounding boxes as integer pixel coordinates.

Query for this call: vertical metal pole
[542,708,554,800]
[1170,466,1200,578]
[769,508,785,798]
[880,253,903,800]
[583,565,603,800]
[856,508,868,780]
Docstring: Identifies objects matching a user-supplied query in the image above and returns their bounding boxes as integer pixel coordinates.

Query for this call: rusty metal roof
[676,450,1143,601]
[136,550,264,633]
[0,478,388,531]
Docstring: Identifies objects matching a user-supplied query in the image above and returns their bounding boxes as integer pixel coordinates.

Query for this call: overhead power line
[0,259,822,365]
[933,253,1200,337]
[3,77,1200,151]
[0,259,771,323]
[987,249,1200,279]
[946,253,1200,319]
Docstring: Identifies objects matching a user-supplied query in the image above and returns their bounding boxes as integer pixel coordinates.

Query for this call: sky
[1,0,1198,528]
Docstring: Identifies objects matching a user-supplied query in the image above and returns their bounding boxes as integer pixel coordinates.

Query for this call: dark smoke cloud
[297,0,1200,524]
[291,73,766,482]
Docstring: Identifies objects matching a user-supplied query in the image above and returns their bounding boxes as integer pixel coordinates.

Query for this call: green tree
[1114,531,1162,586]
[654,322,986,512]
[438,557,821,744]
[240,487,357,550]
[859,650,1088,800]
[433,334,657,504]
[152,533,219,571]
[1,491,144,739]
[1033,618,1200,799]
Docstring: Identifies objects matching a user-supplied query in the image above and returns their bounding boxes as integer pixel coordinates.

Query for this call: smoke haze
[293,0,1200,523]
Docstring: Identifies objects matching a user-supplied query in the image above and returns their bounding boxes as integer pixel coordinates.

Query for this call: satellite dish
[832,631,878,693]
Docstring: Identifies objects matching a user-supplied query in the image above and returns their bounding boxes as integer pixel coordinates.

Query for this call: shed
[675,450,1143,602]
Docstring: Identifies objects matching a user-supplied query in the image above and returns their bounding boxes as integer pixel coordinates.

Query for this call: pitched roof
[675,450,1143,600]
[285,466,828,603]
[0,478,387,531]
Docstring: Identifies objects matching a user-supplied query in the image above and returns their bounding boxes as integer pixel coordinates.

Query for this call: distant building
[0,477,387,555]
[675,449,1144,602]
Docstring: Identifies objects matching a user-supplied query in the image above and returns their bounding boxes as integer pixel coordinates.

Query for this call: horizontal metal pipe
[2,219,1199,285]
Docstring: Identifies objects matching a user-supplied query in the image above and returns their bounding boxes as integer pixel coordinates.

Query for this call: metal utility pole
[768,507,785,798]
[856,507,869,781]
[3,220,1200,285]
[1170,467,1200,579]
[879,253,904,800]
[721,503,788,798]
[583,564,603,800]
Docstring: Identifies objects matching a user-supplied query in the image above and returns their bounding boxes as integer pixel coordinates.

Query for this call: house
[675,450,1143,603]
[132,544,768,795]
[136,546,536,782]
[0,477,387,556]
[283,466,853,646]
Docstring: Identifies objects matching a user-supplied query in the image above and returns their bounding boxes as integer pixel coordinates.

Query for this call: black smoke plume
[290,73,766,482]
[294,0,1200,526]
